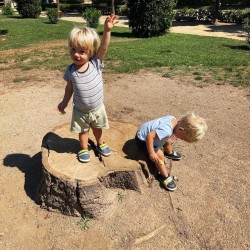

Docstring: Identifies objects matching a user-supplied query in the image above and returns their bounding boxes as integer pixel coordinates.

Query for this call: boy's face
[70,45,90,66]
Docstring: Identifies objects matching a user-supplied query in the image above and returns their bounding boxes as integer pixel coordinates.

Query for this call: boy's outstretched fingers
[106,14,118,25]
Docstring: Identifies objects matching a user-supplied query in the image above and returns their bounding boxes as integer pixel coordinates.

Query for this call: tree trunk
[37,121,152,219]
[111,0,115,15]
[56,0,60,15]
[213,0,221,24]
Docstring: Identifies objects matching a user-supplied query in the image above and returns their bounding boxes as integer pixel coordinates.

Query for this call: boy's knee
[156,149,164,158]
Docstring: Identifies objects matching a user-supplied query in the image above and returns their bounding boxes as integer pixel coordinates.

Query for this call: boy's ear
[178,127,184,131]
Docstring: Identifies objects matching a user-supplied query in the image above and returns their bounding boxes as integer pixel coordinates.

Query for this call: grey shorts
[70,104,109,133]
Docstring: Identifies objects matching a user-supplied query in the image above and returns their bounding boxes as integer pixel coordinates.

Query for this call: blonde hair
[179,112,208,143]
[68,26,100,58]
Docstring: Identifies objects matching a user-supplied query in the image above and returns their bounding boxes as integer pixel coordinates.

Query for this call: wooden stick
[134,224,168,245]
[177,186,185,196]
[168,192,176,213]
[169,159,173,175]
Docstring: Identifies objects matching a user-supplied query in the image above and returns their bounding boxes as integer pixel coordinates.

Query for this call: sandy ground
[0,16,250,250]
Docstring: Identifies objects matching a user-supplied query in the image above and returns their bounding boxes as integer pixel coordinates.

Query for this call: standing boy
[58,14,117,163]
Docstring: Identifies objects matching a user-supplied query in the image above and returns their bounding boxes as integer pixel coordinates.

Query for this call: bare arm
[97,14,117,61]
[57,81,73,114]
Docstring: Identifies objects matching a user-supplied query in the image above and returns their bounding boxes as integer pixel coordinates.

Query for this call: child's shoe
[164,151,182,161]
[77,149,90,163]
[96,143,111,157]
[159,175,177,191]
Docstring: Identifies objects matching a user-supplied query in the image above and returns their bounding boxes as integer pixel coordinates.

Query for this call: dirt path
[60,14,246,41]
[0,67,249,249]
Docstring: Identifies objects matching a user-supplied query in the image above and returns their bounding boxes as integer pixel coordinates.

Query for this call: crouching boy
[135,112,207,191]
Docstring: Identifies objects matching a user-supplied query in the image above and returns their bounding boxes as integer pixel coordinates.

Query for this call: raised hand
[104,14,118,32]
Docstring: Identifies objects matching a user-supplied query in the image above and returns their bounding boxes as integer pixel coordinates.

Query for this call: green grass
[77,213,91,230]
[118,192,126,202]
[0,14,73,49]
[0,14,249,87]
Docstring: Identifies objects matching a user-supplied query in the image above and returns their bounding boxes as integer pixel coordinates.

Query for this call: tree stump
[37,121,151,219]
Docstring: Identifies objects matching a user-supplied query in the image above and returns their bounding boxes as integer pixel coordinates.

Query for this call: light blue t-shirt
[136,116,176,147]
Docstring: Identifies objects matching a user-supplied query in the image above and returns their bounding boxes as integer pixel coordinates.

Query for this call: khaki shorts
[70,104,109,133]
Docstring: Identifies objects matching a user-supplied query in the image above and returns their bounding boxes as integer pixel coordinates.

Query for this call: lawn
[0,14,249,87]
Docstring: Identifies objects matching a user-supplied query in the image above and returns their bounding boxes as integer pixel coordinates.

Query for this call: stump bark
[37,121,152,218]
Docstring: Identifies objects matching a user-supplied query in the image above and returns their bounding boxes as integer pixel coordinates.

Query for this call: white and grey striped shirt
[64,56,104,111]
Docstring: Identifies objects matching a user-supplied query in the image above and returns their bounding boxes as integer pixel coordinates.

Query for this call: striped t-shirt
[63,56,104,111]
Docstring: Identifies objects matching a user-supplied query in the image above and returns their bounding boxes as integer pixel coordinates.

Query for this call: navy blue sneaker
[159,175,177,191]
[96,143,111,157]
[77,149,90,163]
[164,151,182,161]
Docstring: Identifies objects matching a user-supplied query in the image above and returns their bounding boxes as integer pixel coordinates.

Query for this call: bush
[60,3,88,13]
[174,8,250,24]
[16,0,42,18]
[176,0,250,8]
[117,4,128,15]
[127,0,177,38]
[2,3,14,16]
[92,0,124,5]
[60,0,82,3]
[174,6,214,22]
[243,18,250,45]
[82,7,101,28]
[47,8,59,24]
[41,2,57,11]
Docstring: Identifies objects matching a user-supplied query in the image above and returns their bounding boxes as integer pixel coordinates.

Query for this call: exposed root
[134,224,168,245]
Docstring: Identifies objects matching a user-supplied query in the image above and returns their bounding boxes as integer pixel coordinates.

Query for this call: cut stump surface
[38,121,150,218]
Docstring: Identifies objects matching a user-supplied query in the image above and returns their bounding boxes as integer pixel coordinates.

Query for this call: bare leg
[79,130,89,149]
[163,139,173,154]
[92,127,104,145]
[154,149,169,177]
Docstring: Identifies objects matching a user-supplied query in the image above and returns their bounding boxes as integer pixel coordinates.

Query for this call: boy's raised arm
[97,14,117,61]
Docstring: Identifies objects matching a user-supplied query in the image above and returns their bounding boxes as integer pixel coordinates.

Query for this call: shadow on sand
[3,152,43,203]
[122,138,159,179]
[2,133,80,203]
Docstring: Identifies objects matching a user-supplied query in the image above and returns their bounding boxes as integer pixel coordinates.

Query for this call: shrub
[243,18,250,45]
[127,0,177,38]
[60,3,87,14]
[92,0,124,5]
[117,4,128,15]
[47,8,59,24]
[16,0,42,18]
[2,3,14,16]
[220,9,250,24]
[41,2,57,11]
[174,8,250,24]
[82,7,101,28]
[60,0,82,3]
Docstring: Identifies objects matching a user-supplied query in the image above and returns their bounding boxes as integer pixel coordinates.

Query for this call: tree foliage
[127,0,177,38]
[176,0,250,7]
[16,0,42,18]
